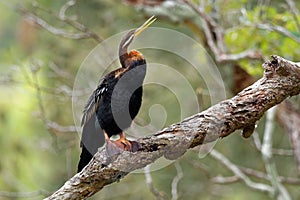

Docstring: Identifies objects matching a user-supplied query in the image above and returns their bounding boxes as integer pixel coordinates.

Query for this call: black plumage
[78,16,156,172]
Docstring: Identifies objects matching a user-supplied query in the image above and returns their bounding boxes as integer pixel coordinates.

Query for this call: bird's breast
[96,69,145,136]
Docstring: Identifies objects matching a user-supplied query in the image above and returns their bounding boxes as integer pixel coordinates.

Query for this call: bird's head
[119,16,156,68]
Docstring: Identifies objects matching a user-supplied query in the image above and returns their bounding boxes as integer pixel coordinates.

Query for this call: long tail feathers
[77,144,93,172]
[77,114,104,172]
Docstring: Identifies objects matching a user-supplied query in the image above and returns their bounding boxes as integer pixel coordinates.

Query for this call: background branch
[261,107,291,200]
[277,101,300,174]
[144,165,167,200]
[0,190,50,198]
[16,5,104,42]
[171,161,183,200]
[210,149,273,192]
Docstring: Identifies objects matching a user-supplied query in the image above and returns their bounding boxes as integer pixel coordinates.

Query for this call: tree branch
[256,23,300,44]
[171,161,183,200]
[285,0,300,32]
[144,165,167,200]
[262,106,291,200]
[277,101,300,174]
[210,149,273,192]
[45,55,300,200]
[182,0,263,63]
[16,6,103,42]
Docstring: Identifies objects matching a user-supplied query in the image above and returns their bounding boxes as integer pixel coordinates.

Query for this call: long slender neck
[119,47,128,68]
[119,30,135,68]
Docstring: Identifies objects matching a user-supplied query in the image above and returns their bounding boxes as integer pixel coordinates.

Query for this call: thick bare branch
[45,55,300,200]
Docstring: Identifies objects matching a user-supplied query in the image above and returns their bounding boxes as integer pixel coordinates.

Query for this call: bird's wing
[78,81,107,172]
[81,68,125,127]
[81,81,108,127]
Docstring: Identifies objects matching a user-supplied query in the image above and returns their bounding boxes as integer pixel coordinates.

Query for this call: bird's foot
[114,138,141,152]
[105,140,122,157]
[105,138,141,157]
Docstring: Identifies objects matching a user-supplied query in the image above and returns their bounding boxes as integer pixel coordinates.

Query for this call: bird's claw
[114,138,141,152]
[105,140,122,157]
[105,138,141,157]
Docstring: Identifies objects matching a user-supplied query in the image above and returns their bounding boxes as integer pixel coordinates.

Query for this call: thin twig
[277,101,300,174]
[182,0,218,27]
[256,23,300,44]
[272,148,294,156]
[181,0,219,56]
[210,149,273,192]
[252,131,294,156]
[19,8,91,39]
[33,1,104,43]
[182,0,263,63]
[262,106,291,200]
[15,5,104,43]
[59,0,77,21]
[30,63,58,146]
[218,50,263,63]
[252,131,262,150]
[211,175,239,184]
[46,120,79,133]
[212,164,300,185]
[285,0,300,32]
[171,161,183,200]
[0,190,50,198]
[182,0,220,55]
[144,165,167,200]
[240,166,300,185]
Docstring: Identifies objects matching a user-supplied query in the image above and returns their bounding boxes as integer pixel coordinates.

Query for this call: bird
[77,16,156,172]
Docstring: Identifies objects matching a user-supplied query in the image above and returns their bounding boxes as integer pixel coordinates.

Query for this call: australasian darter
[77,16,156,172]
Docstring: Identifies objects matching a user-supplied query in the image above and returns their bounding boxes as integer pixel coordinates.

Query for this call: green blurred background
[0,0,299,199]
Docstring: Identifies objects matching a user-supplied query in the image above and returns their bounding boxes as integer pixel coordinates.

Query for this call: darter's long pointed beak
[134,16,156,37]
[121,16,156,49]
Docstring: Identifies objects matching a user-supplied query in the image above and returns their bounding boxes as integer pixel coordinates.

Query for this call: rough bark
[45,55,300,200]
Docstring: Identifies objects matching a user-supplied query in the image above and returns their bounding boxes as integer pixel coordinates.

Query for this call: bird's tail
[77,114,105,172]
[77,144,93,172]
